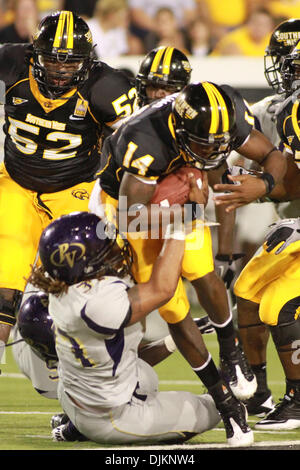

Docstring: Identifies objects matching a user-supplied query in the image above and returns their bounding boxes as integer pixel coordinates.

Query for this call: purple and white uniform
[49,276,220,444]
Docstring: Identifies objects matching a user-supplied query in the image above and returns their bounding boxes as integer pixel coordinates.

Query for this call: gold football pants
[234,241,300,325]
[0,163,95,292]
[101,190,214,324]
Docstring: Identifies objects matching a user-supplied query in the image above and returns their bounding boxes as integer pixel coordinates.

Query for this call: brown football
[151,167,203,206]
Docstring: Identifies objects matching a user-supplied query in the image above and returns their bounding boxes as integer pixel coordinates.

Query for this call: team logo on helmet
[275,31,300,47]
[174,95,198,120]
[50,242,86,268]
[182,60,192,73]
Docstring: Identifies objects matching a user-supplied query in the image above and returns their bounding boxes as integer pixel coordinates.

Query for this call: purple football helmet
[17,292,57,362]
[38,211,132,285]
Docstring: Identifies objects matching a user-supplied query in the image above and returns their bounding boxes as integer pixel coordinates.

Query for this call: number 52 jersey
[0,43,137,193]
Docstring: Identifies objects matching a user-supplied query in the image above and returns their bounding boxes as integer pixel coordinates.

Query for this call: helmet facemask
[264,49,286,93]
[32,11,94,99]
[281,52,300,93]
[176,128,234,170]
[33,50,92,98]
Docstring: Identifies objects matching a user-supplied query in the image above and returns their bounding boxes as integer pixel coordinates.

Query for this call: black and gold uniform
[100,84,252,198]
[0,14,136,314]
[96,84,253,323]
[234,95,300,327]
[2,43,136,193]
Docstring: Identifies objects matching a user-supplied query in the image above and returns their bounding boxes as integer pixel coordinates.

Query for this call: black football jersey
[99,85,254,200]
[276,94,300,167]
[0,43,137,193]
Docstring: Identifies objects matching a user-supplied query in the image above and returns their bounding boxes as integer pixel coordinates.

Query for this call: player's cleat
[194,316,215,335]
[220,342,257,400]
[52,420,88,442]
[50,412,69,429]
[254,386,300,430]
[217,395,254,447]
[244,390,275,417]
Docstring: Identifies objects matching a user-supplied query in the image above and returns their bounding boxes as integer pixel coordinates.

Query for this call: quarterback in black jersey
[91,81,286,445]
[0,11,136,353]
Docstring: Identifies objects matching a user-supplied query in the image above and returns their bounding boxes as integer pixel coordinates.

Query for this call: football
[151,167,204,207]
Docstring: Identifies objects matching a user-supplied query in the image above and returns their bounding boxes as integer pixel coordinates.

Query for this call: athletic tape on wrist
[164,335,177,353]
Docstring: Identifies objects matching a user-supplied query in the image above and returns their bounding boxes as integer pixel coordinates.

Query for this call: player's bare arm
[127,237,185,325]
[213,129,287,212]
[208,162,236,255]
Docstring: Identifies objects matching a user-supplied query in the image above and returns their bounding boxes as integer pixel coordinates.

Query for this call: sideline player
[27,209,231,446]
[0,10,136,359]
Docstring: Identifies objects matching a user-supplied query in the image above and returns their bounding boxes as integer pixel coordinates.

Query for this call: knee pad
[269,296,300,349]
[0,289,23,326]
[269,318,300,350]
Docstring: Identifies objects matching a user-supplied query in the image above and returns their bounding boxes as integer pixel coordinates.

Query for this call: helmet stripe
[53,11,68,48]
[209,84,229,132]
[66,11,74,49]
[202,82,220,133]
[162,47,174,75]
[150,47,167,74]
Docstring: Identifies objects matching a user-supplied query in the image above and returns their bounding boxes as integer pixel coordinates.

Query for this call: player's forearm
[214,204,236,255]
[259,149,287,185]
[127,237,184,325]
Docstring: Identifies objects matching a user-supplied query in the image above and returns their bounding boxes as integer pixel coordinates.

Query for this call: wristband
[259,172,275,195]
[164,335,177,353]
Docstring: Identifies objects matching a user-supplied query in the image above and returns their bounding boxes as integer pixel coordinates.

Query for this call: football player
[136,47,243,294]
[27,210,227,446]
[91,81,287,443]
[0,10,137,360]
[13,291,215,441]
[233,36,300,430]
[135,46,244,345]
[93,48,264,404]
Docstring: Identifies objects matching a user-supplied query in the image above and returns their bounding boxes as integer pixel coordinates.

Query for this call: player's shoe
[52,420,88,442]
[244,390,275,417]
[254,386,300,430]
[194,316,215,335]
[217,395,254,447]
[50,412,69,429]
[220,342,257,400]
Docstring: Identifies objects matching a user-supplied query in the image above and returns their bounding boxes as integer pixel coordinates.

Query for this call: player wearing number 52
[0,11,136,359]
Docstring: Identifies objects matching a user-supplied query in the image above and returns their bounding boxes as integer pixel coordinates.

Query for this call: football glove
[215,253,245,290]
[265,218,300,254]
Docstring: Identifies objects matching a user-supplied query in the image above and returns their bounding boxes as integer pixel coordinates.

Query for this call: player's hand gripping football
[188,170,209,207]
[264,217,300,254]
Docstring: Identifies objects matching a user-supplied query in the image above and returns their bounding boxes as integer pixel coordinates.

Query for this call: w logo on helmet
[50,243,86,268]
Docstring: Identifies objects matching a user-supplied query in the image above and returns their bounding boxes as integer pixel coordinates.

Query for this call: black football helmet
[17,293,58,363]
[173,82,237,170]
[136,47,192,107]
[38,211,132,285]
[264,18,300,93]
[32,10,94,98]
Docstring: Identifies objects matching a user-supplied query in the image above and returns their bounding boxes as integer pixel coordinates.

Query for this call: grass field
[0,318,299,453]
